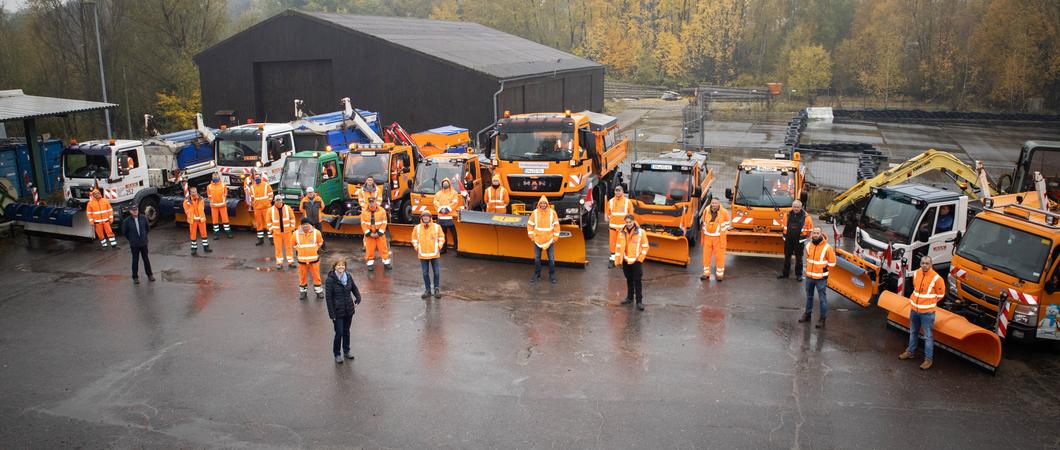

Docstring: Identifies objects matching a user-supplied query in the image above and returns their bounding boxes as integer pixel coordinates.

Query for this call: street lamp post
[84,0,111,139]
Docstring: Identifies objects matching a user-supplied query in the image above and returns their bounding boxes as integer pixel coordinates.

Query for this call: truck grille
[507,175,562,192]
[960,283,1000,306]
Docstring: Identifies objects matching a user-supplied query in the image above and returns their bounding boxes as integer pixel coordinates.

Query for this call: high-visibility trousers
[364,234,390,265]
[298,260,321,287]
[702,236,726,278]
[94,222,114,240]
[254,208,269,236]
[608,227,619,253]
[273,231,293,264]
[211,206,229,225]
[189,220,207,240]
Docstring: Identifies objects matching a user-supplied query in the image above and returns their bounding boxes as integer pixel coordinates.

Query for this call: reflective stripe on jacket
[267,205,296,233]
[183,197,207,222]
[207,181,227,208]
[701,207,731,237]
[527,207,560,248]
[606,196,632,229]
[910,269,944,313]
[412,222,444,259]
[86,198,114,223]
[294,228,323,263]
[804,240,836,279]
[616,226,649,264]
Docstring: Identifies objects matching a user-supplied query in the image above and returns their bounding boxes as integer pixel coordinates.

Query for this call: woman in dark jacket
[325,259,362,364]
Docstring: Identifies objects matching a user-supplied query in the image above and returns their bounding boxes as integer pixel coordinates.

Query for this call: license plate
[524,168,545,174]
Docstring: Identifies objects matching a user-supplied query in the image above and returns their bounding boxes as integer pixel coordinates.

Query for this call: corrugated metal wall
[196,14,603,135]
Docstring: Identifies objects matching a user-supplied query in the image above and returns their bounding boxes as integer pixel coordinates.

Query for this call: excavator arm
[823,149,997,219]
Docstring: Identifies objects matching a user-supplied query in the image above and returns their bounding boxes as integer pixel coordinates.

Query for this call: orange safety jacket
[779,211,813,237]
[267,204,296,233]
[803,239,837,279]
[615,226,649,264]
[86,197,114,223]
[485,185,509,212]
[356,185,385,208]
[527,207,560,248]
[183,197,207,222]
[433,187,461,220]
[701,206,731,237]
[910,268,945,313]
[207,181,227,208]
[360,207,388,235]
[412,222,444,259]
[294,227,323,263]
[606,196,632,229]
[250,181,273,210]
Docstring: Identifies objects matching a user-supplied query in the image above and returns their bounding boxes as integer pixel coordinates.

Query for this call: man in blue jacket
[120,205,155,284]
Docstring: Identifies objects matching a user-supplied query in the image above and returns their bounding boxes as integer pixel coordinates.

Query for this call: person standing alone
[900,256,944,370]
[799,227,835,328]
[324,260,361,364]
[700,198,730,281]
[120,204,154,284]
[527,196,560,284]
[615,215,649,310]
[412,211,445,298]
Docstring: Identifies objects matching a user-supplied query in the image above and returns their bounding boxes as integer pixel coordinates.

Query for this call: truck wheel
[396,199,414,224]
[687,218,699,247]
[325,200,346,216]
[582,195,600,239]
[140,196,160,227]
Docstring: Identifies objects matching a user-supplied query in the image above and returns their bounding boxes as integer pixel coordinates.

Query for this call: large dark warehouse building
[195,10,604,134]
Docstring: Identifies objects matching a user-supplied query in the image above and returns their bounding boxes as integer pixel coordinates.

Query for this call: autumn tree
[786,44,832,103]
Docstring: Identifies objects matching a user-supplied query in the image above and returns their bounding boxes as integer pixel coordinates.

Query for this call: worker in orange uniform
[294,217,324,300]
[86,189,118,250]
[360,196,392,271]
[249,171,273,245]
[527,195,560,284]
[299,187,325,252]
[206,174,232,240]
[485,174,509,214]
[604,185,632,266]
[267,195,296,269]
[412,211,445,299]
[798,227,836,328]
[433,178,461,253]
[778,200,813,281]
[356,176,384,211]
[899,255,944,370]
[615,215,649,311]
[700,197,731,281]
[183,187,212,255]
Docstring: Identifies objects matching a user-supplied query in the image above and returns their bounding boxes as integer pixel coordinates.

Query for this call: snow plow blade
[826,249,878,307]
[877,291,1002,372]
[163,197,256,228]
[320,214,421,246]
[644,231,690,266]
[4,203,95,239]
[725,230,784,258]
[454,210,587,266]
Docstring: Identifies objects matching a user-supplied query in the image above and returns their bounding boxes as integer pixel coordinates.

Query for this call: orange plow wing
[454,210,587,266]
[725,229,784,258]
[644,231,690,266]
[826,249,878,307]
[877,291,1002,372]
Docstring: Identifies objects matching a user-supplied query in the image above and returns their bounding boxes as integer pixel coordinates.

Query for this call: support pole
[23,118,45,196]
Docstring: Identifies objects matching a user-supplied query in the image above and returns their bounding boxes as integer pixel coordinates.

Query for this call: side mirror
[725,188,733,200]
[402,167,411,174]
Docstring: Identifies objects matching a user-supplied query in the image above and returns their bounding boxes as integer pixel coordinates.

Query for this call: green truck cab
[278,150,346,214]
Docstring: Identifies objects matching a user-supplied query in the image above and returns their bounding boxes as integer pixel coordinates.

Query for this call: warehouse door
[253,60,334,122]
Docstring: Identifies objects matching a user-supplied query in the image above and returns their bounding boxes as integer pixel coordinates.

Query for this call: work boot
[335,355,344,364]
[288,261,296,268]
[798,312,811,323]
[530,274,540,283]
[299,290,307,300]
[716,276,724,283]
[112,244,119,250]
[384,263,393,272]
[367,264,375,272]
[898,351,915,360]
[226,230,233,239]
[213,231,220,241]
[275,264,283,271]
[433,288,441,298]
[256,237,264,246]
[191,248,197,256]
[777,273,789,279]
[620,297,633,305]
[422,290,431,299]
[700,274,708,280]
[636,302,645,311]
[920,359,932,370]
[203,245,212,253]
[550,276,557,284]
[148,275,156,282]
[796,276,804,282]
[345,353,355,360]
[815,317,826,328]
[133,278,140,285]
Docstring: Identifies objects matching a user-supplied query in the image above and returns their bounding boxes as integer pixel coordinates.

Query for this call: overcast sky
[2,0,27,12]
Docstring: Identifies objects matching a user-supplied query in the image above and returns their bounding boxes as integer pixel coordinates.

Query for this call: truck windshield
[414,162,462,194]
[279,158,317,191]
[344,153,389,184]
[630,169,690,205]
[858,192,924,244]
[63,151,111,179]
[496,130,574,161]
[734,170,795,207]
[956,218,1052,282]
[216,138,261,167]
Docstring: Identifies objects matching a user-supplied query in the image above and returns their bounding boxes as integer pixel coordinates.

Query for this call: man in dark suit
[120,204,155,284]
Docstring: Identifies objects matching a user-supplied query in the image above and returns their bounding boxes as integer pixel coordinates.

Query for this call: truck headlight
[947,277,957,297]
[1013,304,1039,325]
[565,207,580,214]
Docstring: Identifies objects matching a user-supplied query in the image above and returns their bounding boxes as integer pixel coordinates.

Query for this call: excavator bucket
[4,202,95,239]
[454,210,587,266]
[826,249,878,307]
[725,230,784,258]
[877,291,1002,371]
[644,231,690,266]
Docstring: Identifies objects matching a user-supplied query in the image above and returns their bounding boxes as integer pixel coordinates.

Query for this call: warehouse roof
[198,10,601,80]
[0,89,116,122]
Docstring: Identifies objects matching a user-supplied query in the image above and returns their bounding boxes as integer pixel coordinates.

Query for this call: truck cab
[213,123,296,190]
[278,151,345,213]
[628,150,712,243]
[342,143,417,221]
[949,195,1060,342]
[409,152,490,216]
[722,154,805,257]
[489,110,628,239]
[1002,141,1060,197]
[854,184,967,288]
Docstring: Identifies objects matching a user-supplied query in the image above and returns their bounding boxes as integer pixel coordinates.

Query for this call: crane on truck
[290,97,383,150]
[822,149,996,235]
[724,153,806,257]
[627,150,714,266]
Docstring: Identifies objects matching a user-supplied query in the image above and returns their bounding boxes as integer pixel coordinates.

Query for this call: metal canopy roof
[201,10,602,81]
[0,89,117,122]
